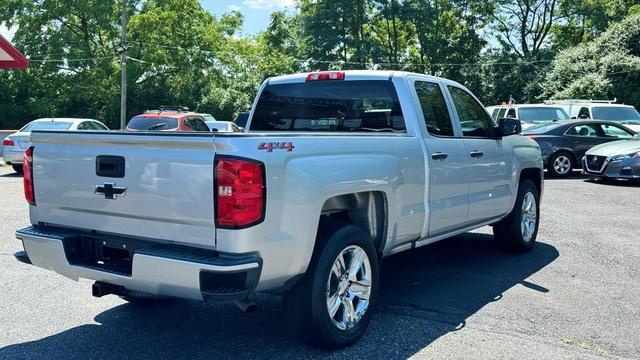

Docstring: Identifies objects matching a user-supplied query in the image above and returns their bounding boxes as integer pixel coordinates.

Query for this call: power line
[28,56,117,63]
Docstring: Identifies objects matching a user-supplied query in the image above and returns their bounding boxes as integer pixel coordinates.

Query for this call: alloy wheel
[326,245,372,331]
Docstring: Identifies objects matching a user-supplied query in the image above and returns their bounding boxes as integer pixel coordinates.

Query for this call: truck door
[411,79,470,237]
[446,85,513,225]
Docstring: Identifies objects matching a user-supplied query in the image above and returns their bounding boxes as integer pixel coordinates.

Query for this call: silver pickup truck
[15,70,543,348]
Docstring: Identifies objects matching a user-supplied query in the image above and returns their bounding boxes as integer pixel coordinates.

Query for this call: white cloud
[227,4,242,12]
[242,0,294,10]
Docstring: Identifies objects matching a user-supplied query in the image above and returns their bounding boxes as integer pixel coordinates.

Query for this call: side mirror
[496,117,521,137]
[210,128,218,132]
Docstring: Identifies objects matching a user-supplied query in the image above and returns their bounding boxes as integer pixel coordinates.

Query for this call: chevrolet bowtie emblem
[95,183,127,199]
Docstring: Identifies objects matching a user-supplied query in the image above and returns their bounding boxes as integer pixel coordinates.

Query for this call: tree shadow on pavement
[0,233,558,360]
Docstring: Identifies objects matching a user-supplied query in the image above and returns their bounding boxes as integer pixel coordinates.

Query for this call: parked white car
[14,71,543,348]
[2,118,109,173]
[205,120,242,132]
[544,100,640,132]
[486,104,570,130]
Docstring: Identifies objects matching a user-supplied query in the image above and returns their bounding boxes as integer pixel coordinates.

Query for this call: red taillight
[306,71,345,82]
[23,147,35,206]
[215,157,265,228]
[3,139,15,147]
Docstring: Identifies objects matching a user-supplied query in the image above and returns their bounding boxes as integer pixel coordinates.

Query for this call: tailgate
[30,131,217,248]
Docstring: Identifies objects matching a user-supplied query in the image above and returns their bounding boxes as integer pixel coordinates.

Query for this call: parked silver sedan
[583,134,640,180]
[2,118,109,173]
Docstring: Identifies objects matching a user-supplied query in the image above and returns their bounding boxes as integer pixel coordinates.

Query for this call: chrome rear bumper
[15,226,262,302]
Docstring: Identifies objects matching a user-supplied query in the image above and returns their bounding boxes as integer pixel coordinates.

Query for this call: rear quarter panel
[213,134,425,290]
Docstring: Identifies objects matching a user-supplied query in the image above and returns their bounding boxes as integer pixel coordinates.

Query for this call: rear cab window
[250,80,405,132]
[21,122,72,132]
[127,116,179,131]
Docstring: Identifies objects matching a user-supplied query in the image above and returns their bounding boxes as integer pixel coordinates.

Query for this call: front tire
[493,179,540,252]
[286,224,379,349]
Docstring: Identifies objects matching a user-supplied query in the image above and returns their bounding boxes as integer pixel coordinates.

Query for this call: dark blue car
[523,120,637,177]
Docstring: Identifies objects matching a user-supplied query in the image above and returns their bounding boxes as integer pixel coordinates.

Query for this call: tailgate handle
[96,156,125,178]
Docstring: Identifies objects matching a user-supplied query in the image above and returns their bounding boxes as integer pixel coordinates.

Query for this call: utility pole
[119,0,127,130]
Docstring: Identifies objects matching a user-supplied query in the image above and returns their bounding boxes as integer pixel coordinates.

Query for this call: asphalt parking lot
[1,165,639,360]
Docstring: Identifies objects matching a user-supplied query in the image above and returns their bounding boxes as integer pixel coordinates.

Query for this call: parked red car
[126,108,210,132]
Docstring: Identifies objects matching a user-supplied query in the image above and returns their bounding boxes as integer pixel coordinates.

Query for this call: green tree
[299,0,374,69]
[541,14,640,107]
[552,0,639,48]
[0,0,129,128]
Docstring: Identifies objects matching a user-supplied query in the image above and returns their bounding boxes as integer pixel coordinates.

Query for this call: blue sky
[200,0,295,35]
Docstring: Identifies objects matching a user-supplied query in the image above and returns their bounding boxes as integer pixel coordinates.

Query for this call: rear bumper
[2,148,22,164]
[15,226,262,302]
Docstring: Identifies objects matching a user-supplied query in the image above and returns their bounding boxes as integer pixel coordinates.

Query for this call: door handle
[431,152,448,160]
[469,151,484,158]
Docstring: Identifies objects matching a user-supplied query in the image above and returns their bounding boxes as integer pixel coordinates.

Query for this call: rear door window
[251,80,405,132]
[127,116,178,130]
[600,123,634,139]
[414,81,454,137]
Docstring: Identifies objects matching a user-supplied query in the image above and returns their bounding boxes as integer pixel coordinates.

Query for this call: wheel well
[552,150,576,163]
[319,192,387,253]
[520,168,542,193]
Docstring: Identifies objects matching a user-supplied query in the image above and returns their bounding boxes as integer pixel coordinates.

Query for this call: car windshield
[20,121,73,132]
[127,116,178,130]
[201,115,216,122]
[518,107,569,123]
[251,80,405,132]
[591,107,640,124]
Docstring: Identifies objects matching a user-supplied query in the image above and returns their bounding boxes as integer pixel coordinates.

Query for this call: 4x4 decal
[258,142,295,152]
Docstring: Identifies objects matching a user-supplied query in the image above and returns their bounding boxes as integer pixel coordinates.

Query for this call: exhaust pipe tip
[234,299,257,314]
[92,281,126,298]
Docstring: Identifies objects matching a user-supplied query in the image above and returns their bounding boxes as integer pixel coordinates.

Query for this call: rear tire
[493,179,540,252]
[547,152,573,177]
[12,164,23,174]
[285,224,379,349]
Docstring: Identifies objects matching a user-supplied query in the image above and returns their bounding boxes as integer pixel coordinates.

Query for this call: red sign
[0,35,28,69]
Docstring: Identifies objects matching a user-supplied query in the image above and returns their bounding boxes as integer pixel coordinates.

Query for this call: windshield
[251,80,405,132]
[592,107,640,123]
[201,115,216,122]
[127,116,178,130]
[518,107,569,122]
[20,121,73,132]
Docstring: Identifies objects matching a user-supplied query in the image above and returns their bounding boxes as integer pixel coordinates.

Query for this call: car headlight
[611,152,640,161]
